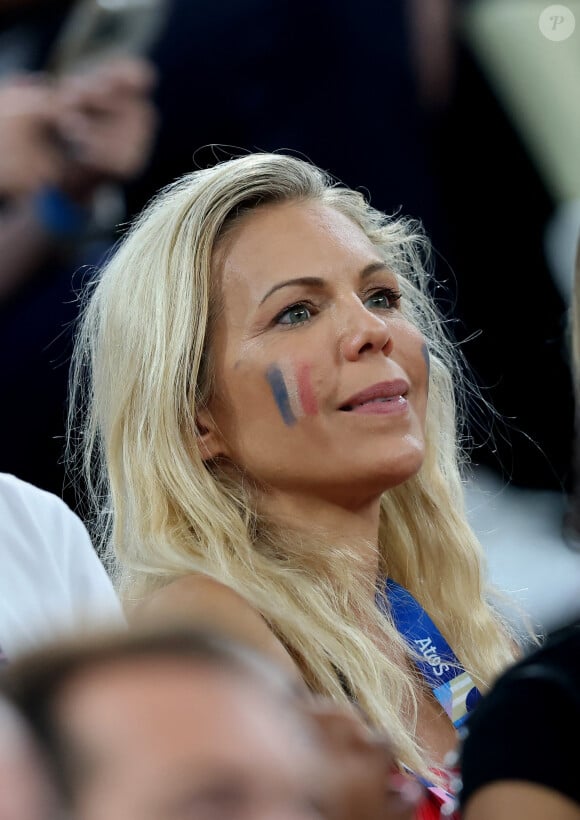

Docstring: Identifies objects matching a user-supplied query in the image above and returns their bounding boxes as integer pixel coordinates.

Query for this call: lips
[339,379,409,411]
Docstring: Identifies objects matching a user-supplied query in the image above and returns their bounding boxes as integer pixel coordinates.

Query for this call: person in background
[68,152,520,817]
[0,56,156,299]
[0,625,423,820]
[459,618,580,820]
[0,472,124,661]
[0,1,157,507]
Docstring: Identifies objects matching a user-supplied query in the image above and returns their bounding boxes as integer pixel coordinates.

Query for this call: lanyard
[378,579,481,729]
[409,766,458,814]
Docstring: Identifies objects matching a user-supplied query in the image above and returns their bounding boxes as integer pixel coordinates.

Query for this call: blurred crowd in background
[1,0,579,512]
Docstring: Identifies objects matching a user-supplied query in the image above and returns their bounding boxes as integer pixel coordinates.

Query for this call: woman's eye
[363,288,401,310]
[276,303,312,325]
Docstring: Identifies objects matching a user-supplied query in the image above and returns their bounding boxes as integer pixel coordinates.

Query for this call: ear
[195,408,228,462]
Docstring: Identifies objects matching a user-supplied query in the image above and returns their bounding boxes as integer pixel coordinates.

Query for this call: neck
[258,488,382,586]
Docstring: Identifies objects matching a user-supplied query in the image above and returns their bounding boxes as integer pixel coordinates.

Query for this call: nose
[340,300,394,361]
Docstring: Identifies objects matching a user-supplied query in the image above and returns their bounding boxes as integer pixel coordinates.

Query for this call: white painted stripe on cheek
[284,366,303,420]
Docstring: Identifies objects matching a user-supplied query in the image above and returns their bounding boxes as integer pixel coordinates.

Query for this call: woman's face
[203,201,429,509]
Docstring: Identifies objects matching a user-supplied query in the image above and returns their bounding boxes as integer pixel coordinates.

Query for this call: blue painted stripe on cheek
[266,365,296,426]
[421,343,430,384]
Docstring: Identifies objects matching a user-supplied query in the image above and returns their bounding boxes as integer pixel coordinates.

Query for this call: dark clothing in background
[459,619,580,809]
[128,0,442,236]
[0,247,105,506]
[124,0,453,310]
[434,41,574,491]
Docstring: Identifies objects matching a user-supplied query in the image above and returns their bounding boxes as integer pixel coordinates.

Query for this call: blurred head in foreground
[0,625,423,820]
[0,626,330,820]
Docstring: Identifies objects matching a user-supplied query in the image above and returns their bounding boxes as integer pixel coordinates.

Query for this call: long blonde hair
[69,153,516,776]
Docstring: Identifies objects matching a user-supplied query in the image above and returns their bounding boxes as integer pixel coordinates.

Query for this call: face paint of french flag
[266,363,318,426]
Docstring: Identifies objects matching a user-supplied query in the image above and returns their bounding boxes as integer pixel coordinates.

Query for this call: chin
[336,449,425,508]
[375,442,426,491]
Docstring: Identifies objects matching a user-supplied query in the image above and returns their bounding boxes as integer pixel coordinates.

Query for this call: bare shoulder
[130,574,301,681]
[131,574,264,629]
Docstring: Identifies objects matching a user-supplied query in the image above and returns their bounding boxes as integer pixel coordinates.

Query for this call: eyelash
[274,287,402,328]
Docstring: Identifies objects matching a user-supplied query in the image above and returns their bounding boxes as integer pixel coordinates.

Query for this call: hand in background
[307,699,424,820]
[0,75,63,197]
[0,56,157,204]
[57,56,158,198]
[0,56,157,300]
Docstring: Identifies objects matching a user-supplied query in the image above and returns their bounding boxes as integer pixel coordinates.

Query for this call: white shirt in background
[0,473,125,660]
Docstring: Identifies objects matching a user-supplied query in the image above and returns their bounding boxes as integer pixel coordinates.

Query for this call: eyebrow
[259,261,390,306]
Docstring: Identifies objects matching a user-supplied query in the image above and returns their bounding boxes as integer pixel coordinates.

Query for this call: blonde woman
[69,153,518,817]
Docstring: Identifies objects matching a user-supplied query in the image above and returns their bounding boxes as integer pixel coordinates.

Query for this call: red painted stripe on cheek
[297,363,318,416]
